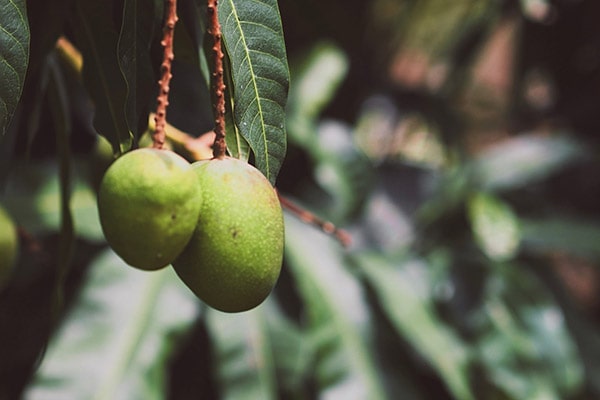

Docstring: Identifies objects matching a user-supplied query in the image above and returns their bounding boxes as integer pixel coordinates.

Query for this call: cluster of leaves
[2,0,600,399]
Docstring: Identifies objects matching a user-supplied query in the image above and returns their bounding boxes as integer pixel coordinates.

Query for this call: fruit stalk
[207,0,227,158]
[277,193,352,247]
[153,0,179,150]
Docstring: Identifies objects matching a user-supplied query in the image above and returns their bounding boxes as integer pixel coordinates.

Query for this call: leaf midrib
[224,0,270,179]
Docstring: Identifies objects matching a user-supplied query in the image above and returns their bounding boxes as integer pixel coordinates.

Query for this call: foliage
[2,0,600,399]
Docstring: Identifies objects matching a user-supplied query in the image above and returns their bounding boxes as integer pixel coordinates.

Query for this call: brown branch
[278,193,352,248]
[153,0,179,149]
[207,0,227,158]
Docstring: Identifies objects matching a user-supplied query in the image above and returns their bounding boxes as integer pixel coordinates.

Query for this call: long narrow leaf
[355,252,474,400]
[205,306,277,400]
[70,1,132,153]
[25,249,199,400]
[284,215,387,400]
[118,0,162,139]
[219,0,289,184]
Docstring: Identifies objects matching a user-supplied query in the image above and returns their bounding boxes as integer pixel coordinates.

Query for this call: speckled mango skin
[98,148,201,270]
[0,205,18,287]
[172,157,284,313]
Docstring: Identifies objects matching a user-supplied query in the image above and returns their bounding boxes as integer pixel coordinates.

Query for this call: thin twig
[278,193,352,247]
[207,0,227,158]
[153,0,179,149]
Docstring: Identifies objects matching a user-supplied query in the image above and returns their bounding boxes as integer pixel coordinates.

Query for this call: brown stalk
[153,0,178,149]
[277,193,352,248]
[207,0,227,158]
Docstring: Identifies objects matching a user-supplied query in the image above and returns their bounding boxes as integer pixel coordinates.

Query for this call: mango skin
[98,148,201,270]
[0,205,18,287]
[173,157,284,313]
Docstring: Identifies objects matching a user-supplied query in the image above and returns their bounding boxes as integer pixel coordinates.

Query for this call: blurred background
[2,0,600,399]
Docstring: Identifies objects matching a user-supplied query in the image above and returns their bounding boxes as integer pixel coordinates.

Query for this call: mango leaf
[286,42,348,146]
[473,134,584,190]
[25,248,200,400]
[0,0,29,136]
[70,1,132,154]
[118,0,162,139]
[520,217,600,261]
[284,215,388,400]
[355,252,474,400]
[477,267,583,399]
[2,158,103,242]
[468,192,521,262]
[263,300,312,395]
[219,0,289,184]
[205,306,277,400]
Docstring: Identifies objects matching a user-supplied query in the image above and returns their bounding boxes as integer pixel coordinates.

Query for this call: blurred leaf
[70,1,132,153]
[468,192,521,262]
[477,267,583,399]
[0,0,29,136]
[355,252,474,400]
[2,159,103,241]
[48,56,75,310]
[118,0,161,139]
[205,306,277,400]
[287,42,348,146]
[219,0,289,184]
[25,249,199,400]
[520,217,600,261]
[263,300,312,395]
[284,215,387,400]
[312,120,374,221]
[473,135,585,190]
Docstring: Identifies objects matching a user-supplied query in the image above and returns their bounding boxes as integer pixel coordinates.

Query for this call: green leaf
[0,0,29,136]
[355,252,475,400]
[70,1,132,153]
[2,158,104,242]
[205,306,277,400]
[473,135,584,190]
[25,249,199,400]
[468,192,521,262]
[263,300,312,395]
[521,217,600,261]
[477,266,583,399]
[284,215,387,400]
[287,42,348,146]
[219,0,290,184]
[118,0,162,139]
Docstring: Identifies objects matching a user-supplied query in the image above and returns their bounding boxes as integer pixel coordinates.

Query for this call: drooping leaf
[69,1,132,154]
[284,215,388,400]
[205,306,277,400]
[25,249,199,400]
[0,0,29,136]
[468,191,521,262]
[118,0,162,139]
[355,252,475,400]
[219,0,289,184]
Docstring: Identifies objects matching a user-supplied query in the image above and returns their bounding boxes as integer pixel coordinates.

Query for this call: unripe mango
[0,205,18,288]
[98,148,201,270]
[173,157,284,313]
